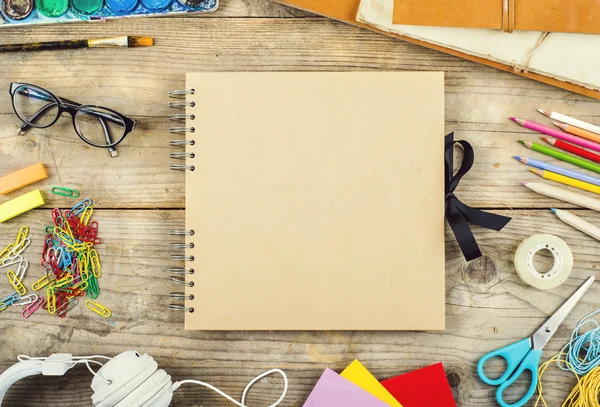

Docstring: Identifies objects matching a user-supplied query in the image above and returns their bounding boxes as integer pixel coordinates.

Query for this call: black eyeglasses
[9,82,136,149]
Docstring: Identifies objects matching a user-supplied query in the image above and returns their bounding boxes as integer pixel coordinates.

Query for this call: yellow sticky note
[341,360,403,407]
[0,189,45,223]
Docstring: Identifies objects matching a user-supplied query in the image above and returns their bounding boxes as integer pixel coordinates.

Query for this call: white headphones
[0,350,288,407]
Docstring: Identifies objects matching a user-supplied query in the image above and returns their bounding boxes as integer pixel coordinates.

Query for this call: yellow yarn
[535,353,600,407]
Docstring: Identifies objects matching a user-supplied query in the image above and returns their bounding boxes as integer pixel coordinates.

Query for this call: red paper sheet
[381,363,456,407]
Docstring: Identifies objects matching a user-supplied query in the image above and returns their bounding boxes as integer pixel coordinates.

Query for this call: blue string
[558,309,600,376]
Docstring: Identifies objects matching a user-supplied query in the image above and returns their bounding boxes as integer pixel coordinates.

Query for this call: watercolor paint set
[0,0,217,27]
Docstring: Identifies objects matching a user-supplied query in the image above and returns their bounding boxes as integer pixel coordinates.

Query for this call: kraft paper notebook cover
[170,71,445,330]
[304,369,392,407]
[271,0,600,100]
[392,0,600,34]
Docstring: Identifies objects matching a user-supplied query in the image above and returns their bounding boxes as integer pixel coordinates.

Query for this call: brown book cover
[272,0,600,100]
[393,0,600,34]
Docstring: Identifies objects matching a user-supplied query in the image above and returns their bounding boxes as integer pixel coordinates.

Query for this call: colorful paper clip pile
[33,198,111,318]
[0,199,112,319]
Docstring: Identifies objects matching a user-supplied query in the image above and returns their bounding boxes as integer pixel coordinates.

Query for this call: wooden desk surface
[0,1,599,405]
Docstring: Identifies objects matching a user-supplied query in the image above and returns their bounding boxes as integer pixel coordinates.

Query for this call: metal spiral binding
[169,88,196,313]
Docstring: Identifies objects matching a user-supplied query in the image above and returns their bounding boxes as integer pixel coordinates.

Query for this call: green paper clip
[44,226,54,234]
[51,187,80,198]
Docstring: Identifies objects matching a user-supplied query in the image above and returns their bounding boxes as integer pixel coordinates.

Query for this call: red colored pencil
[542,137,600,164]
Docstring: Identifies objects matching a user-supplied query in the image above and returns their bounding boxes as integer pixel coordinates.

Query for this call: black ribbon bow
[445,133,511,261]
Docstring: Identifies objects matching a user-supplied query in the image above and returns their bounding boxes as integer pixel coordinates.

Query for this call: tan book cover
[393,0,600,34]
[181,72,445,330]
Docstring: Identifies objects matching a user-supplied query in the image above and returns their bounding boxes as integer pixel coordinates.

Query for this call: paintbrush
[0,36,154,53]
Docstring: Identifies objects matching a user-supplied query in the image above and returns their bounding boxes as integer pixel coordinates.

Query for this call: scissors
[477,276,595,407]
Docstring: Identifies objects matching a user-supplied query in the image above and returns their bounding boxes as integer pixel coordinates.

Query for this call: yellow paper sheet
[341,360,403,407]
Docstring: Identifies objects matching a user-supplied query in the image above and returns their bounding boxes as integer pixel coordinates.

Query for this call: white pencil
[551,208,600,242]
[538,109,600,136]
[522,182,600,212]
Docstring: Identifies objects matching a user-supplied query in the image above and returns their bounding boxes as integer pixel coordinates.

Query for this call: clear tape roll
[514,234,573,290]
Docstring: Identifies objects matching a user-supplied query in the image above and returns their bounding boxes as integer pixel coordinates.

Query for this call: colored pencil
[551,208,600,242]
[511,118,600,153]
[513,156,600,186]
[542,137,600,164]
[522,182,600,212]
[519,140,600,174]
[538,109,600,136]
[0,36,153,53]
[530,169,600,195]
[554,122,600,144]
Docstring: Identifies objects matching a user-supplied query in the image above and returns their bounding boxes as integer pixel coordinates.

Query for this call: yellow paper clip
[86,300,111,318]
[32,274,51,291]
[80,206,93,226]
[90,249,101,278]
[0,302,6,312]
[15,226,29,246]
[7,270,26,296]
[0,244,14,263]
[47,287,56,314]
[53,275,74,288]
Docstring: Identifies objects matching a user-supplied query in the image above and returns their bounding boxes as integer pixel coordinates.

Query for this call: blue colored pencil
[513,156,600,187]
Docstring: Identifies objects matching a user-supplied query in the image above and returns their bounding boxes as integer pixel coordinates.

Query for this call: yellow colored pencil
[530,169,600,195]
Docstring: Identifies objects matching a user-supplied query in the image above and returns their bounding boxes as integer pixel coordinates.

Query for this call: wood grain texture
[1,1,600,405]
[0,209,599,405]
[1,18,599,209]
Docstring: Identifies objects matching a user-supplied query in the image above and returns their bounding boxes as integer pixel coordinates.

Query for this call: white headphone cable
[18,355,113,384]
[173,368,288,407]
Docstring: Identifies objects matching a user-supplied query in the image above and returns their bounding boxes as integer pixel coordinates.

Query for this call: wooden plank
[0,208,598,405]
[1,18,599,209]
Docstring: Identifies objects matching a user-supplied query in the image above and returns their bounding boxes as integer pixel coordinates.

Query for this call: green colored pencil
[519,140,600,174]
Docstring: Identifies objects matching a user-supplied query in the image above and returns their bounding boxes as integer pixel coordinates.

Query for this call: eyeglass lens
[12,85,60,128]
[74,107,127,147]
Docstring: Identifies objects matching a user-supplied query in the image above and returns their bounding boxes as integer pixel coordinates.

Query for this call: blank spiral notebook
[174,71,445,330]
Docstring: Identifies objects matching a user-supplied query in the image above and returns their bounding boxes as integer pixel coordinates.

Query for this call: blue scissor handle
[496,349,542,407]
[477,338,532,386]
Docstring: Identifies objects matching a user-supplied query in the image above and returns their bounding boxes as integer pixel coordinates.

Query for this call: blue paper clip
[2,292,21,306]
[71,198,93,216]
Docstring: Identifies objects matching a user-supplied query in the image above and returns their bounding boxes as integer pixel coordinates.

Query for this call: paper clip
[11,238,30,257]
[32,273,52,291]
[22,296,45,318]
[8,270,27,296]
[44,226,54,234]
[54,274,74,288]
[51,187,80,198]
[0,302,6,312]
[11,294,38,307]
[71,198,92,216]
[87,275,99,299]
[2,292,21,306]
[85,300,111,318]
[15,226,29,246]
[16,259,28,281]
[57,298,79,318]
[89,249,101,278]
[0,244,15,263]
[0,255,23,269]
[46,288,56,314]
[80,206,93,226]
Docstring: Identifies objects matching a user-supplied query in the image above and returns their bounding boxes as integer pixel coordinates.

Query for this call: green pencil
[519,140,600,174]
